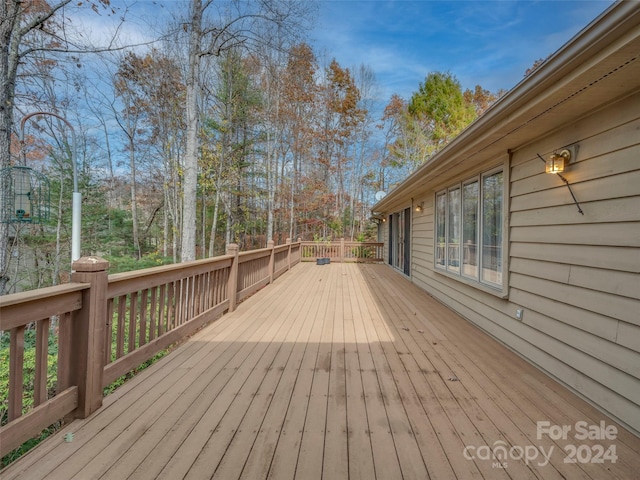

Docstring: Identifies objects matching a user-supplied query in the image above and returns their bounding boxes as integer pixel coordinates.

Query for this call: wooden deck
[2,263,639,479]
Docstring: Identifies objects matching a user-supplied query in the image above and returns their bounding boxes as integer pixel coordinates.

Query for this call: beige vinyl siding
[505,91,640,431]
[408,91,640,435]
[380,221,388,264]
[510,242,639,272]
[411,197,433,275]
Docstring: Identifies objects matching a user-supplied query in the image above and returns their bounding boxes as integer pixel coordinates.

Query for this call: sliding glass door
[389,208,411,276]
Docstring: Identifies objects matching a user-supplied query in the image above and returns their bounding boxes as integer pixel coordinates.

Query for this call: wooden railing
[301,239,383,263]
[0,239,301,457]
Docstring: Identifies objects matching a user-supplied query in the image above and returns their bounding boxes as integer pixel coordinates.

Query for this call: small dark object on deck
[316,257,330,265]
[448,376,459,382]
[401,327,410,331]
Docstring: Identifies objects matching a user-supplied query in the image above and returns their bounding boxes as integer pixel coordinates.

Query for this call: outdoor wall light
[546,149,571,174]
[415,202,424,212]
[370,213,386,225]
[537,145,583,215]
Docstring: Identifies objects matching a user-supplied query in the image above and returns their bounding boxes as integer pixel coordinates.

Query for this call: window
[435,194,446,267]
[481,171,503,285]
[447,187,460,273]
[462,180,478,279]
[435,168,503,288]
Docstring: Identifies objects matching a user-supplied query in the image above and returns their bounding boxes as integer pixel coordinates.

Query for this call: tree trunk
[0,0,20,295]
[163,188,169,258]
[181,0,203,262]
[289,154,296,240]
[128,137,140,258]
[266,130,274,242]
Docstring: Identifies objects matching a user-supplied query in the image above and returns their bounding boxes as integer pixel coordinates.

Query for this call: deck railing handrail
[301,239,383,263]
[0,239,302,457]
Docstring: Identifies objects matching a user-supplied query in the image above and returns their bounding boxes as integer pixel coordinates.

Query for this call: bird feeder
[0,166,50,224]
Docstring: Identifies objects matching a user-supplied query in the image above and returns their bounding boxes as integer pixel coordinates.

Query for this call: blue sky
[80,1,614,103]
[310,0,614,101]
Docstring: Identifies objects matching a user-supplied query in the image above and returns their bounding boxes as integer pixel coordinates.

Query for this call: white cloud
[310,0,613,103]
[71,1,174,51]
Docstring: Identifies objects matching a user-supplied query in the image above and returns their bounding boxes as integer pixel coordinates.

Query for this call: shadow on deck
[2,263,639,479]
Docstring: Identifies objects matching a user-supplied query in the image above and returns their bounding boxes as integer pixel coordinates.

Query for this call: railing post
[286,237,291,271]
[340,238,345,263]
[70,256,109,419]
[267,239,275,284]
[227,243,239,312]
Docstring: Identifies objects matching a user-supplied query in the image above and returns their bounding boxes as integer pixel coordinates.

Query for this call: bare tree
[179,0,313,261]
[0,0,119,294]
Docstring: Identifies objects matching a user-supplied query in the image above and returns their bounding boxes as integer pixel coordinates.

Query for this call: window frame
[434,164,508,297]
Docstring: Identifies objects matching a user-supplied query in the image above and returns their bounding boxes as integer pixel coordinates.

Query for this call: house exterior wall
[404,91,640,435]
[380,221,388,264]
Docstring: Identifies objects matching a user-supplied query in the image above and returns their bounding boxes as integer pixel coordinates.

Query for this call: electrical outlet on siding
[515,309,524,321]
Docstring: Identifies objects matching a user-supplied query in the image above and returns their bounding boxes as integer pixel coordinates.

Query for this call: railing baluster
[166,282,174,331]
[106,299,114,364]
[193,274,198,318]
[181,277,189,324]
[158,283,166,336]
[198,273,204,312]
[139,289,148,347]
[180,277,187,325]
[56,312,73,394]
[205,272,212,310]
[117,296,126,359]
[8,326,25,421]
[149,286,157,342]
[214,270,220,305]
[194,274,201,315]
[172,281,180,328]
[128,291,138,353]
[34,318,50,407]
[56,316,72,397]
[188,276,193,321]
[206,272,212,310]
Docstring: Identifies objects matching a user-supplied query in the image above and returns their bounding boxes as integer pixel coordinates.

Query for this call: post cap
[72,256,109,272]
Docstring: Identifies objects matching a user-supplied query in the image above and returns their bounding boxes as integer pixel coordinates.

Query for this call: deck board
[2,262,639,480]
